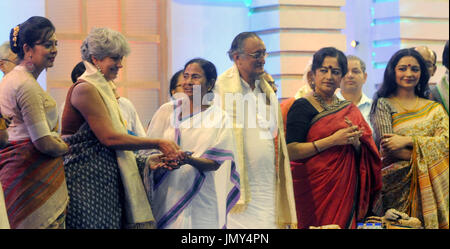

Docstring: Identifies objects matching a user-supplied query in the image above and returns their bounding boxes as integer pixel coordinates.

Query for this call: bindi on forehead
[321,65,341,70]
[397,63,419,68]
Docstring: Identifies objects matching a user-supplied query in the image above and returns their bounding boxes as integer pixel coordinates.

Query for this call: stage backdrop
[0,0,448,126]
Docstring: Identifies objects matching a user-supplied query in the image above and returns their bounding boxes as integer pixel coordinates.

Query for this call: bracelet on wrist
[312,141,320,153]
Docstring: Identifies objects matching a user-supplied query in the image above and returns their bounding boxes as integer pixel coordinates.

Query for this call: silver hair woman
[80,28,130,81]
[61,27,185,229]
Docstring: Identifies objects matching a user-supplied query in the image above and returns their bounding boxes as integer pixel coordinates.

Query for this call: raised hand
[344,117,364,147]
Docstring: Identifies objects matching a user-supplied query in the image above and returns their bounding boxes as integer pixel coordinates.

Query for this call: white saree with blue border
[145,100,240,229]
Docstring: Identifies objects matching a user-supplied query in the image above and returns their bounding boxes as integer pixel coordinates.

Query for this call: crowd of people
[0,16,448,229]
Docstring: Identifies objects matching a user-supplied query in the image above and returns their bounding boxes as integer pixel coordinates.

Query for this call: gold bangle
[312,141,320,153]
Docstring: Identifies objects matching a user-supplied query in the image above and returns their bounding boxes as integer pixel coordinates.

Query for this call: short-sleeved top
[286,98,319,144]
[0,65,58,142]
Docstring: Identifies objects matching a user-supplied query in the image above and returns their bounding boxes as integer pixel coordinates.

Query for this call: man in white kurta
[226,77,277,228]
[214,32,297,229]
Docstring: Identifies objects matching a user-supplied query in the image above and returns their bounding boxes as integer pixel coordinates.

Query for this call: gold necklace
[392,96,419,112]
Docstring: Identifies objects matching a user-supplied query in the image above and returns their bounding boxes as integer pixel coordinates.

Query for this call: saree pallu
[63,123,125,229]
[0,139,68,229]
[382,102,449,229]
[291,103,382,229]
[151,152,239,229]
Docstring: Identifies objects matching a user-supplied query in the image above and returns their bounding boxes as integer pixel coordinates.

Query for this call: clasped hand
[147,151,193,171]
[332,117,364,147]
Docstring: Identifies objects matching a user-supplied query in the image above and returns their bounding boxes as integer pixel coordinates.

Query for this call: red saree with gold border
[291,103,382,229]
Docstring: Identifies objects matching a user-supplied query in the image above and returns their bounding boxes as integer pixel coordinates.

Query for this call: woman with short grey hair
[61,27,185,229]
[81,28,130,65]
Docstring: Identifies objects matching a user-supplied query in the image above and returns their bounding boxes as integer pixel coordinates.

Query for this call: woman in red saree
[370,48,448,228]
[286,47,382,229]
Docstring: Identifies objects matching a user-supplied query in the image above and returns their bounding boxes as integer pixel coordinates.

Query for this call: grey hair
[346,55,366,73]
[227,32,261,61]
[0,41,10,60]
[81,27,130,62]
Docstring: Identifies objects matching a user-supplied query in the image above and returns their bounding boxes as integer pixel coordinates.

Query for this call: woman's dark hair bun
[8,16,55,60]
[9,25,20,54]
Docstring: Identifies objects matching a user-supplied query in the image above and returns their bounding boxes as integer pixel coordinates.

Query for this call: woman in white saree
[146,58,240,229]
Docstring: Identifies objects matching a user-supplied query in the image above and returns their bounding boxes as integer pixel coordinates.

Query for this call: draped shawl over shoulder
[214,64,297,228]
[76,61,154,225]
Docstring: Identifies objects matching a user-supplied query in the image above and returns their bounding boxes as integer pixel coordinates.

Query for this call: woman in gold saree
[371,48,449,229]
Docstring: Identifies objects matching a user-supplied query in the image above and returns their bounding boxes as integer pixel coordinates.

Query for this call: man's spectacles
[241,50,267,60]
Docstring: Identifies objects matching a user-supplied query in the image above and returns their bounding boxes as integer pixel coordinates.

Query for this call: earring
[25,55,34,72]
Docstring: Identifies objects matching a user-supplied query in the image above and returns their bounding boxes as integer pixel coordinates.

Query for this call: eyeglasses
[241,50,268,60]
